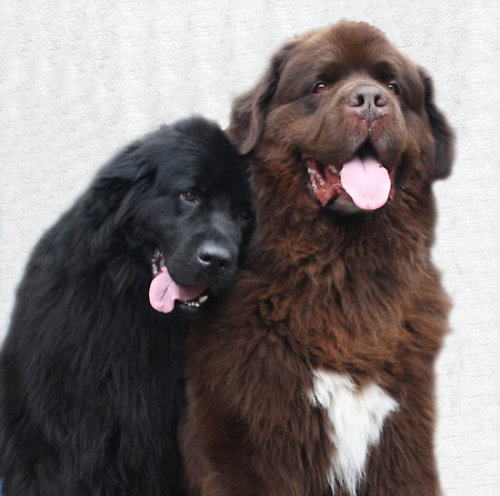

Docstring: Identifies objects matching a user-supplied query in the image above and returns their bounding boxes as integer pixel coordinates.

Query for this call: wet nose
[346,85,388,122]
[197,242,232,272]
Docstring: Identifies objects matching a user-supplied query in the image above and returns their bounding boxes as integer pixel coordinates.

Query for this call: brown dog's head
[229,21,454,214]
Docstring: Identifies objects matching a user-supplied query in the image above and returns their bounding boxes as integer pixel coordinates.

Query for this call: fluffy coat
[0,117,253,495]
[181,22,454,496]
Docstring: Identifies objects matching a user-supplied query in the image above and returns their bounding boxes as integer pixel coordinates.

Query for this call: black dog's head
[85,117,254,315]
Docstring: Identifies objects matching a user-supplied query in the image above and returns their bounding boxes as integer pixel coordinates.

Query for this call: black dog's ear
[419,68,455,179]
[84,139,155,230]
[228,41,296,154]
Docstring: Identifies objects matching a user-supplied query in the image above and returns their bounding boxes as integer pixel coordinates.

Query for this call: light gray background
[1,1,498,494]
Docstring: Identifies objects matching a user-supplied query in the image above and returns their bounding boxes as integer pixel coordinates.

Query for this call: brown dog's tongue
[340,157,391,210]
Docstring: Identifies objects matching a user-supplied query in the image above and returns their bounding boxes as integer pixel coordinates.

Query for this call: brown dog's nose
[346,85,388,122]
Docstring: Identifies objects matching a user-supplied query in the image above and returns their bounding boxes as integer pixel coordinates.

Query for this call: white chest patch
[309,370,399,495]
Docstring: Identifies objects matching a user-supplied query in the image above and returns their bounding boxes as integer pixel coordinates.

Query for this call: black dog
[0,117,253,495]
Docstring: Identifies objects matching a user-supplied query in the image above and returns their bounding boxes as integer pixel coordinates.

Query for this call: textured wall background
[1,1,498,493]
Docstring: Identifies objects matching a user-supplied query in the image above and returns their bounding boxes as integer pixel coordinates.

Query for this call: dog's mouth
[303,142,395,211]
[149,249,209,314]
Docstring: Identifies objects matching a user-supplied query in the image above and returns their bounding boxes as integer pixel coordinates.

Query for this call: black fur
[0,117,253,495]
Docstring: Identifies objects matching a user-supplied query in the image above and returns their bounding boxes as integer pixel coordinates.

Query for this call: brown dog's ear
[228,42,295,154]
[419,68,455,179]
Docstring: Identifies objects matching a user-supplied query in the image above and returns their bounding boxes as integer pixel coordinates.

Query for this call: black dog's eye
[238,201,252,221]
[313,81,328,94]
[240,209,252,221]
[180,192,199,203]
[387,81,400,95]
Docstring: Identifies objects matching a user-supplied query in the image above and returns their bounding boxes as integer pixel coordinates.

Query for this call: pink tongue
[340,156,391,210]
[149,267,207,314]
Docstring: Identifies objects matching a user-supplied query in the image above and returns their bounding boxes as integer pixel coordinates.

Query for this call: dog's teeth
[328,165,339,174]
[187,297,206,307]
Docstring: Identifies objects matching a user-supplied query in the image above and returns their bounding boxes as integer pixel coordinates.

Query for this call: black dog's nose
[346,85,388,122]
[197,242,232,272]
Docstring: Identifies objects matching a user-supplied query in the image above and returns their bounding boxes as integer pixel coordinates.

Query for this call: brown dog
[181,21,454,496]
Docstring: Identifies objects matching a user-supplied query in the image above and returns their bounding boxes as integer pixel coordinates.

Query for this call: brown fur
[181,22,454,496]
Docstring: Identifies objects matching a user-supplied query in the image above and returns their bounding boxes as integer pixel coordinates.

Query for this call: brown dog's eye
[180,192,199,203]
[313,82,328,94]
[387,81,400,95]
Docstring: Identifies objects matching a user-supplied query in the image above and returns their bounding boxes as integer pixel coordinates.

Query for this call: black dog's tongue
[149,267,207,313]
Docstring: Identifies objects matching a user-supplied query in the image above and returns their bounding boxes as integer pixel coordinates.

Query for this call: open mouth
[304,141,395,211]
[149,249,209,314]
